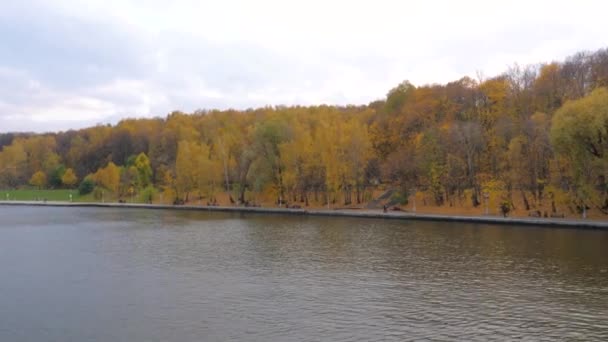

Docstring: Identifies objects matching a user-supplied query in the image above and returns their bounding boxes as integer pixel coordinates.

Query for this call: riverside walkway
[1,200,606,229]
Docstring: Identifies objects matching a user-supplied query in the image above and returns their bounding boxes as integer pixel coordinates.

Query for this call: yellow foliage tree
[176,140,196,200]
[481,179,509,215]
[93,162,121,193]
[29,171,47,190]
[61,168,78,188]
[176,140,221,202]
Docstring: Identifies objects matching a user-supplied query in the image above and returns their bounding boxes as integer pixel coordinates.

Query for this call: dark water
[0,207,607,341]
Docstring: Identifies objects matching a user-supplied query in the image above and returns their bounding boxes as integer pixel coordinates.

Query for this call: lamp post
[578,188,587,220]
[412,188,417,213]
[483,192,490,216]
[582,200,587,219]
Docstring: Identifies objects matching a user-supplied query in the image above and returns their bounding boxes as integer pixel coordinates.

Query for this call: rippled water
[1,206,607,341]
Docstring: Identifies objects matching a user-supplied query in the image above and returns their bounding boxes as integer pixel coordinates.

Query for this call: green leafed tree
[134,153,153,189]
[551,87,608,212]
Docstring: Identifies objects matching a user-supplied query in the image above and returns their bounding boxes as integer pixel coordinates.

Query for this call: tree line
[1,48,608,215]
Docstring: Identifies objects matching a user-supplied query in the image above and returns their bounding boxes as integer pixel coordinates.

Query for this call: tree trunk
[238,185,246,205]
[472,187,481,207]
[522,190,530,211]
[277,162,284,206]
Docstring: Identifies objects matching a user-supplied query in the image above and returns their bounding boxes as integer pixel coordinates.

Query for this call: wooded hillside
[2,48,608,216]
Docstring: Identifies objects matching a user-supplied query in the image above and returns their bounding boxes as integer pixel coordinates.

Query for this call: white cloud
[1,0,607,132]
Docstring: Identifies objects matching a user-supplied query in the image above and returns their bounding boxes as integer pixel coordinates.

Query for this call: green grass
[1,187,162,203]
[1,188,80,202]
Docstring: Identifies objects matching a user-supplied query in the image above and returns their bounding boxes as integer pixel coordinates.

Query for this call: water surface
[1,206,607,341]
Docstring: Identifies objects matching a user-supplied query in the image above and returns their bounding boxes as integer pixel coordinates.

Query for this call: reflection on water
[1,206,607,341]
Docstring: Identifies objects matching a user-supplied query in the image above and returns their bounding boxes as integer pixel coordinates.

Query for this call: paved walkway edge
[1,201,606,229]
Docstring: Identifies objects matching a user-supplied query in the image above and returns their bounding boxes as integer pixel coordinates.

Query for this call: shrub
[139,186,157,204]
[93,187,104,200]
[390,191,409,205]
[500,200,511,217]
[78,178,95,195]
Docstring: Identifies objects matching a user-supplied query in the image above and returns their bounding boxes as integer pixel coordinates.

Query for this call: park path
[1,200,606,229]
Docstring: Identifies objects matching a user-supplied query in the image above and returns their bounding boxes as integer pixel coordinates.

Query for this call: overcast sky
[1,0,607,133]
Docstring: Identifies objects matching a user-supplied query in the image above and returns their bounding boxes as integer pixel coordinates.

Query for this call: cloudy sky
[1,0,606,132]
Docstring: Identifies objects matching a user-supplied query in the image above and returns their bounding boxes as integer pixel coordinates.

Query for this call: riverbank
[1,200,607,229]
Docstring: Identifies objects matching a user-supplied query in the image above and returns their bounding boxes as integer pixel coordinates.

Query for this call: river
[0,206,607,341]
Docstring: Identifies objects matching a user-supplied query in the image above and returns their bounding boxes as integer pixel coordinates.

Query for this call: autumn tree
[251,117,291,205]
[0,142,27,188]
[133,153,153,189]
[551,87,608,213]
[448,122,483,205]
[93,162,121,193]
[61,168,78,188]
[534,63,563,113]
[29,171,47,190]
[175,141,197,201]
[341,119,372,204]
[415,129,446,205]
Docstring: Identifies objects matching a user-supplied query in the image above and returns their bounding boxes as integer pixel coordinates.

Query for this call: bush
[390,191,409,205]
[500,200,511,217]
[49,165,66,188]
[139,186,157,204]
[93,187,104,200]
[78,178,95,195]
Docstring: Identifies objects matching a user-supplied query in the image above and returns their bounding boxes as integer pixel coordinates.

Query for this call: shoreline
[1,200,606,230]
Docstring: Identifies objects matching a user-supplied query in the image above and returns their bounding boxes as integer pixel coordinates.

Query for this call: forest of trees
[1,48,608,216]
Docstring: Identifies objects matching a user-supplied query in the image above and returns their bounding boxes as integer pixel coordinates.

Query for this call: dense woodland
[2,48,608,216]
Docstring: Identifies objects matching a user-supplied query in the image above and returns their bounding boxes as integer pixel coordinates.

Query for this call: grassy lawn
[1,189,81,202]
[2,187,169,204]
[0,188,140,203]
